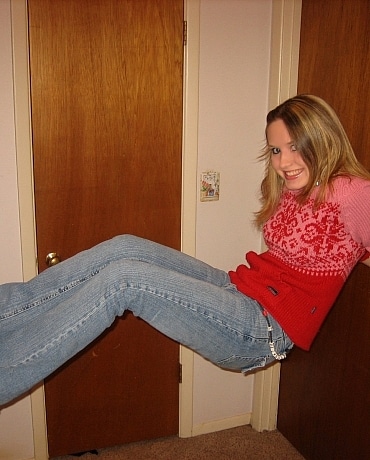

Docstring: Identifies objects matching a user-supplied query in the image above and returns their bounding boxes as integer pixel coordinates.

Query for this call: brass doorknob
[46,252,61,267]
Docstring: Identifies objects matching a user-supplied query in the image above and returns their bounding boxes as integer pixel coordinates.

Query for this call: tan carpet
[53,425,305,459]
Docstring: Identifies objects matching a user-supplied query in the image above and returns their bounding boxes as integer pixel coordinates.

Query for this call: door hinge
[179,363,183,383]
[183,21,187,46]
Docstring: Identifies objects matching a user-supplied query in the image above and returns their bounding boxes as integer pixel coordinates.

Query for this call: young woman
[1,95,369,406]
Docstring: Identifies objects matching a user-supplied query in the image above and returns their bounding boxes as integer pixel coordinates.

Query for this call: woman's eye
[271,147,280,155]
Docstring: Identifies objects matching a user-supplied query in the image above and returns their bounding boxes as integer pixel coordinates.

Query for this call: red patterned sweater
[229,176,370,350]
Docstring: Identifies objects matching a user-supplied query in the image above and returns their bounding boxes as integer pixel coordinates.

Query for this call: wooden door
[277,1,370,459]
[28,0,183,456]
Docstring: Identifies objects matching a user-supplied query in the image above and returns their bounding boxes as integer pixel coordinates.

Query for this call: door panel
[28,0,183,456]
[277,1,370,459]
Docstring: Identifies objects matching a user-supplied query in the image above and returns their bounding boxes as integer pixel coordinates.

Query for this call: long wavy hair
[254,94,370,227]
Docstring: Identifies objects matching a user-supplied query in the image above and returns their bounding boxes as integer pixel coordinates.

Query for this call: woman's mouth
[284,169,303,180]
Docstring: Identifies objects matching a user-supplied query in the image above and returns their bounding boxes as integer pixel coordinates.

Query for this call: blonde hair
[254,94,370,227]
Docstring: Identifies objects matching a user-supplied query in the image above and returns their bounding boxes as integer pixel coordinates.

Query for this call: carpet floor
[53,425,305,459]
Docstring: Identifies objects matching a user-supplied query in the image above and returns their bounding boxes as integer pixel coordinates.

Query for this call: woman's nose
[279,149,293,168]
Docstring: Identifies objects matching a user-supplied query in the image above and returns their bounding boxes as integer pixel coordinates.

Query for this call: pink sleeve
[342,178,370,253]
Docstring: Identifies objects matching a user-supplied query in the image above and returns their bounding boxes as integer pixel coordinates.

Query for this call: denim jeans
[0,235,293,405]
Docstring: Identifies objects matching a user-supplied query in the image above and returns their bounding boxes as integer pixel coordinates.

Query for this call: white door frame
[251,0,302,432]
[11,0,301,457]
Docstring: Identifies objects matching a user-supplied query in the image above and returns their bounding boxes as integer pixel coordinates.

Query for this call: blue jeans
[0,235,293,405]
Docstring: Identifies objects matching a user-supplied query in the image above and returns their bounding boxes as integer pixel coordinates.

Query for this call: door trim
[11,1,48,459]
[178,0,200,438]
[251,0,302,432]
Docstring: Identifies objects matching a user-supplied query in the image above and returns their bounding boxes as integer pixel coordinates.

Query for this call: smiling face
[267,119,310,191]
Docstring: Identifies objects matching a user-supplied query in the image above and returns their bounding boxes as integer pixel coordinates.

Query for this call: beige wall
[0,0,273,457]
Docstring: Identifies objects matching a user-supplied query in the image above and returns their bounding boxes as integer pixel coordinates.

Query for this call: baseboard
[191,413,252,437]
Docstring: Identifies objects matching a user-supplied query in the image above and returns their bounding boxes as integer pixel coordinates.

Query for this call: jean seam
[6,289,112,368]
[0,267,106,322]
[130,282,264,342]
